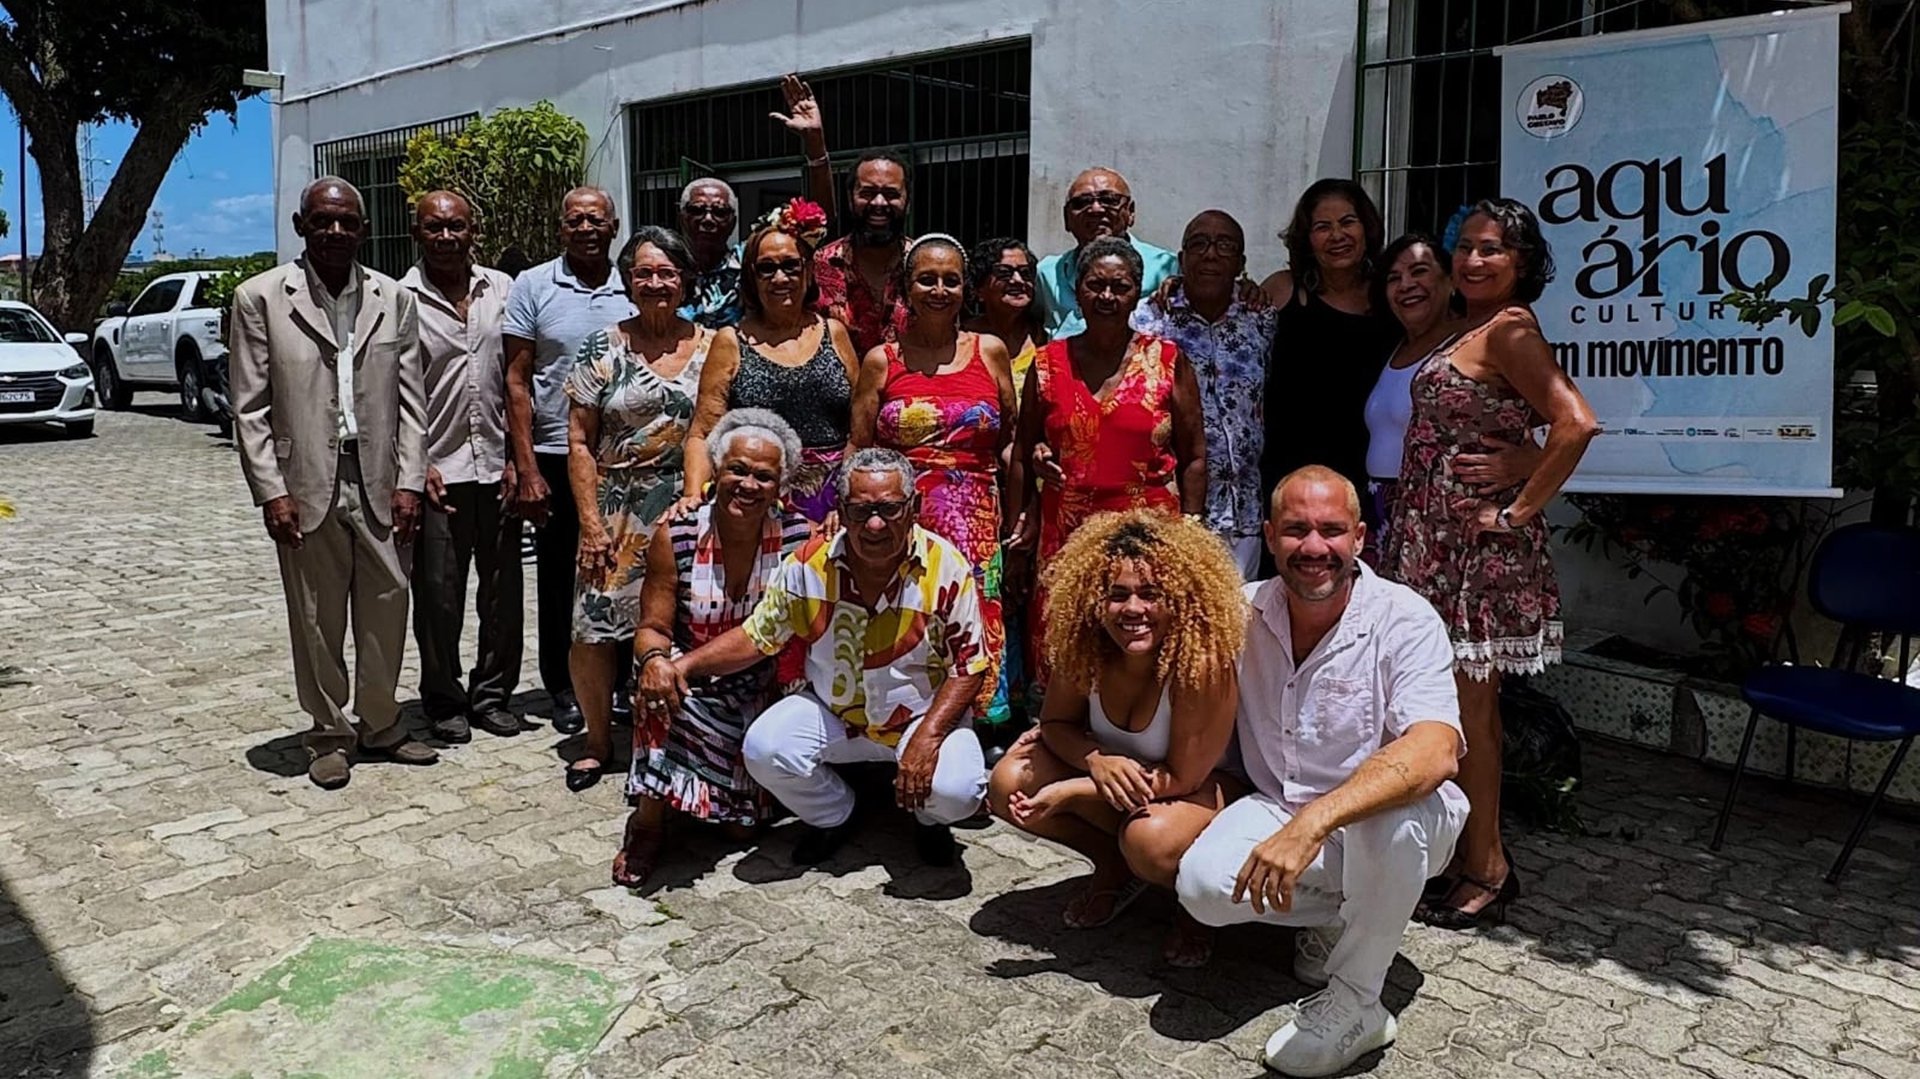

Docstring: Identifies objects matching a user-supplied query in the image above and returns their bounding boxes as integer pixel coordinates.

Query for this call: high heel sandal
[1415,866,1520,930]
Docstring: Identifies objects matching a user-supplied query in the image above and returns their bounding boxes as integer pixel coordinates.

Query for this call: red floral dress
[1028,334,1183,682]
[1383,335,1563,679]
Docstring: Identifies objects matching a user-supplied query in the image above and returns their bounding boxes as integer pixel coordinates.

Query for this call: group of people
[227,76,1597,1077]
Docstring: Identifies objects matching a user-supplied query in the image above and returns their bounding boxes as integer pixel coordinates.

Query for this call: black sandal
[1415,867,1521,930]
[564,758,607,793]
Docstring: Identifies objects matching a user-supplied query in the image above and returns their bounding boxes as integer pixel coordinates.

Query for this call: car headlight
[59,362,91,379]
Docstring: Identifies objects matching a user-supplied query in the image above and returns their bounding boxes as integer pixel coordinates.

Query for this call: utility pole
[78,125,107,224]
[18,121,28,305]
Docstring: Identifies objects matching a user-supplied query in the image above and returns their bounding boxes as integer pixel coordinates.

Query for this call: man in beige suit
[230,176,439,789]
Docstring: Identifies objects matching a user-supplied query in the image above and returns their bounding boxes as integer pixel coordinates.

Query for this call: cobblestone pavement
[4,406,1920,1079]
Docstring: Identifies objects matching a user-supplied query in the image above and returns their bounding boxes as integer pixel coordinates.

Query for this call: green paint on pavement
[121,938,625,1079]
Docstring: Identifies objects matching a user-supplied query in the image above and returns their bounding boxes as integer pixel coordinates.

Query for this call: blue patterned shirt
[1132,288,1276,540]
[679,244,743,329]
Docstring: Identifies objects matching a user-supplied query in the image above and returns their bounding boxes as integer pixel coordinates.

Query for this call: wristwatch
[1496,506,1517,531]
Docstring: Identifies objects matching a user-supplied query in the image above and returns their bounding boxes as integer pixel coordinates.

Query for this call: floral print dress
[564,324,711,644]
[874,337,1011,727]
[1384,334,1563,679]
[628,504,810,823]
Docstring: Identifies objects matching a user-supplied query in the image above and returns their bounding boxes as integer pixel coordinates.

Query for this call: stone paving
[4,405,1920,1079]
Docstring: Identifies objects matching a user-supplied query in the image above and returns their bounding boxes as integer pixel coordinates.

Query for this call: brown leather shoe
[362,738,439,765]
[308,749,351,790]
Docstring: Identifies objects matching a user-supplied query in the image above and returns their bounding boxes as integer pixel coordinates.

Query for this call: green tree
[398,101,588,270]
[0,2,266,331]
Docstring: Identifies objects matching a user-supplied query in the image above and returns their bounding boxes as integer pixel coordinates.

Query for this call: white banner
[1498,8,1844,496]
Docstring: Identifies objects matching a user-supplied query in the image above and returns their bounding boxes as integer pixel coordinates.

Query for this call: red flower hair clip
[754,197,830,248]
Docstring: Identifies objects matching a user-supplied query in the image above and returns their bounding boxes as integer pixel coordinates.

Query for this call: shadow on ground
[0,873,95,1077]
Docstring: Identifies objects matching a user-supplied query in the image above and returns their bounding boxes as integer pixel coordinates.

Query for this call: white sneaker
[1291,923,1341,987]
[1262,983,1396,1077]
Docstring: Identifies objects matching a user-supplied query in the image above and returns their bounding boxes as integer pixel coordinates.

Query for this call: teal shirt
[1036,236,1180,339]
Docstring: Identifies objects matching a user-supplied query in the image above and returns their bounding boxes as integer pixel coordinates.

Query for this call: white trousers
[742,692,988,828]
[1175,785,1467,1001]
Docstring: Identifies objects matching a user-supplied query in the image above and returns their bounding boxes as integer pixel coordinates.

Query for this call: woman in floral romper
[1384,199,1597,929]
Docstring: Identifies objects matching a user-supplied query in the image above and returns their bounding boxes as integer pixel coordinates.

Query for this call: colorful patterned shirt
[1132,287,1276,540]
[811,235,910,356]
[742,525,990,746]
[679,244,743,329]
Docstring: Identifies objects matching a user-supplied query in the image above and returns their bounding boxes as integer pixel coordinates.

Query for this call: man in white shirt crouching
[1176,465,1469,1077]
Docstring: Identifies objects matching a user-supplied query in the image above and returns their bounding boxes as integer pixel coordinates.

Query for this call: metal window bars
[312,115,477,278]
[1354,0,1793,238]
[626,39,1032,248]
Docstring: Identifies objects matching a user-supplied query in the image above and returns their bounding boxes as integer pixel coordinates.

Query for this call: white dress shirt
[1235,561,1468,808]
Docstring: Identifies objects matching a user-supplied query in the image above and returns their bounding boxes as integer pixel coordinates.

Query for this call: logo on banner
[1519,74,1583,138]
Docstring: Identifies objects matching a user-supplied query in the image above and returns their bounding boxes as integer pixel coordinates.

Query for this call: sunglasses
[1066,192,1131,213]
[989,264,1034,282]
[563,214,611,229]
[682,205,735,220]
[843,499,912,523]
[753,258,808,279]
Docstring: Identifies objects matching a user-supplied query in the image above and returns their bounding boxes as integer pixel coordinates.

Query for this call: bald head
[300,176,363,217]
[1271,465,1362,522]
[559,186,618,267]
[414,190,472,224]
[1064,168,1136,246]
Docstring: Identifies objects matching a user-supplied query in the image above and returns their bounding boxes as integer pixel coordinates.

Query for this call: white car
[0,300,95,438]
[90,270,226,421]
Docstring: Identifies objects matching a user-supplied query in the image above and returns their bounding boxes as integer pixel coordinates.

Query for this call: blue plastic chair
[1710,522,1920,884]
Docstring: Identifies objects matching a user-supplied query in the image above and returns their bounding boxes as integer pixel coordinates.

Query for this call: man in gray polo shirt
[504,186,635,734]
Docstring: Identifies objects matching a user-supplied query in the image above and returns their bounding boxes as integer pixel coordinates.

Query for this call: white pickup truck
[90,270,227,423]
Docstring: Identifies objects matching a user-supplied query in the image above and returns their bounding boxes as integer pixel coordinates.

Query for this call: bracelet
[805,153,830,167]
[636,648,672,672]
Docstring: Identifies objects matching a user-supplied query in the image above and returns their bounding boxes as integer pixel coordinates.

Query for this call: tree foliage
[398,102,588,271]
[0,1,266,330]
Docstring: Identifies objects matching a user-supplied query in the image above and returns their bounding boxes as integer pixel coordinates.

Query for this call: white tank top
[1089,683,1172,764]
[1363,355,1424,481]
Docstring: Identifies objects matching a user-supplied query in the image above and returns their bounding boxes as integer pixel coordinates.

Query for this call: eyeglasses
[1182,235,1244,256]
[629,267,682,283]
[682,204,735,221]
[562,213,611,229]
[1066,192,1131,213]
[843,499,912,523]
[989,264,1034,282]
[753,258,808,279]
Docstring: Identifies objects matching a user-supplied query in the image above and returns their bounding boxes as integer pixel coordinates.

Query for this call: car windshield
[0,308,58,344]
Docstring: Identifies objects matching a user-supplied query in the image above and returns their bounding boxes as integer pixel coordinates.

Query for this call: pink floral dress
[1383,334,1563,679]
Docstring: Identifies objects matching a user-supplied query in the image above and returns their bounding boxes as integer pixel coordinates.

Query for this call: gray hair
[680,178,738,211]
[707,408,803,488]
[836,447,917,501]
[300,175,364,216]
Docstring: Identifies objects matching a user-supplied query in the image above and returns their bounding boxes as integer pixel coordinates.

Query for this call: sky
[0,95,275,262]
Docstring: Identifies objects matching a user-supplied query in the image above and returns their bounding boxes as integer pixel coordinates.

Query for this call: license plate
[0,390,32,404]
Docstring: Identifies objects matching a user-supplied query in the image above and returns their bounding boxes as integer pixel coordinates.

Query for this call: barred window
[1356,0,1789,239]
[627,40,1031,248]
[314,115,475,277]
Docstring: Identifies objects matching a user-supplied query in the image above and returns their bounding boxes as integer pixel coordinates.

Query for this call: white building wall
[266,0,1360,276]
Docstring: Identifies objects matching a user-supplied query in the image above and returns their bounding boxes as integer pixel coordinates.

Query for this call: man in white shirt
[1176,465,1468,1077]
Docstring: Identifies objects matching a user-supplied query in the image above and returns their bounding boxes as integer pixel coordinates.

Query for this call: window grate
[626,40,1031,248]
[1356,0,1794,239]
[314,115,477,277]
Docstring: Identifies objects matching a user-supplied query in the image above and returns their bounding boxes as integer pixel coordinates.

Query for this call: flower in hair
[754,197,830,248]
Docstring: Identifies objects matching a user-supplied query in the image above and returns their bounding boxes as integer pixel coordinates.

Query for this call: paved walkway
[3,406,1919,1079]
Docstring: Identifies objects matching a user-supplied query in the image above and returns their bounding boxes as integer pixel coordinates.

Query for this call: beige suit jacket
[228,260,429,533]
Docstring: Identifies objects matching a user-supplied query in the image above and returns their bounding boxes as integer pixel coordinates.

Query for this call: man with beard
[504,187,637,736]
[1132,211,1278,578]
[400,192,525,744]
[1175,465,1468,1077]
[229,177,437,789]
[810,149,912,355]
[1036,168,1178,339]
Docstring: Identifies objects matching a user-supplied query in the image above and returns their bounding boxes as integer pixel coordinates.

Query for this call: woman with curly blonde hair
[988,509,1248,966]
